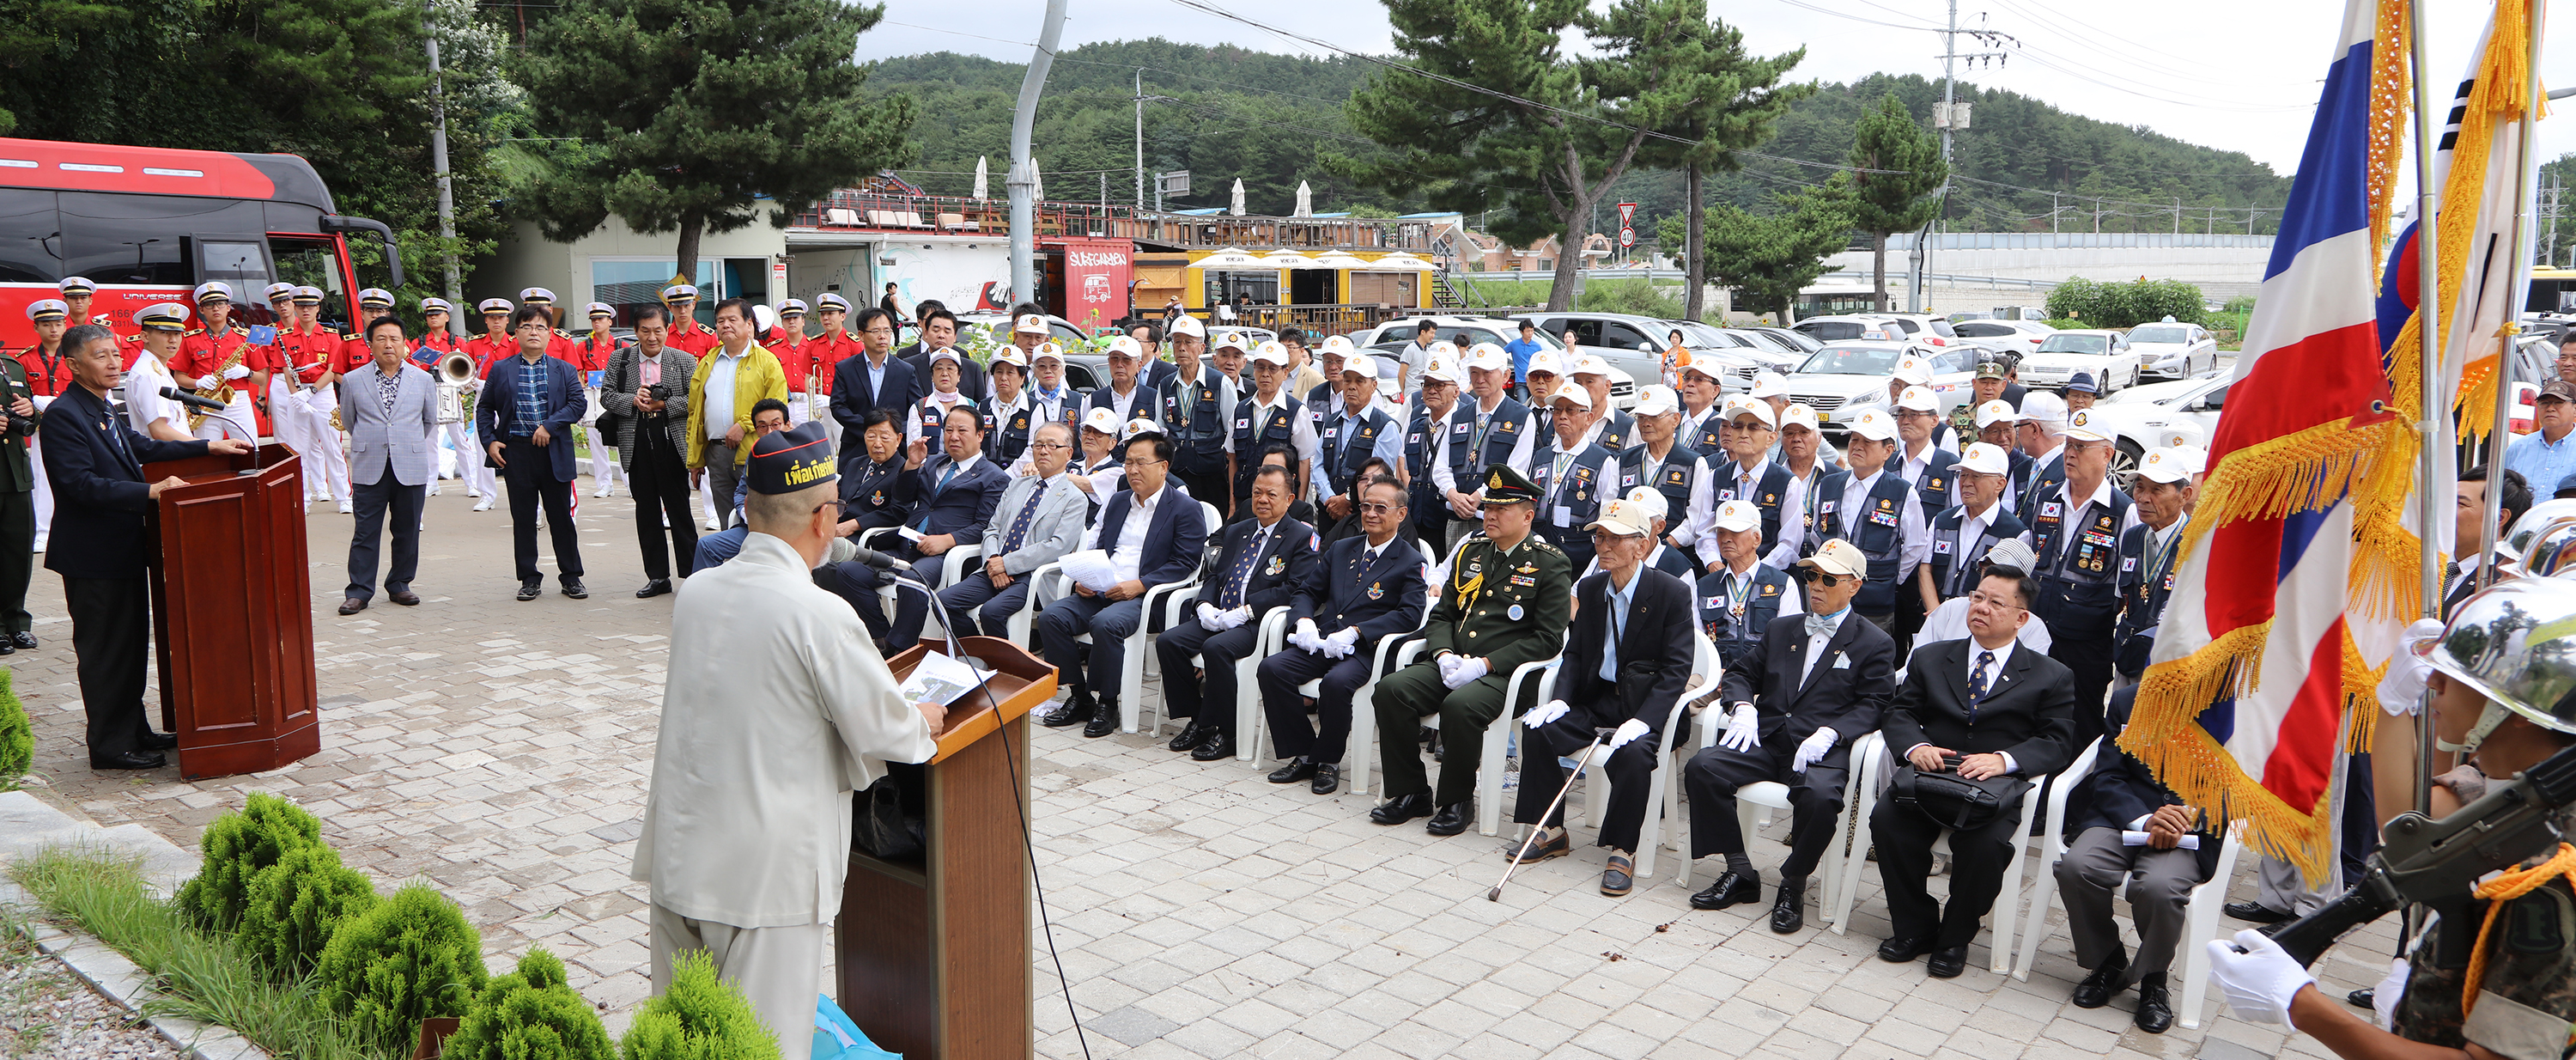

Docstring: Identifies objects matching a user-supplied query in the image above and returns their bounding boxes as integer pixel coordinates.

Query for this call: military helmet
[2419,576,2576,737]
[2500,498,2576,568]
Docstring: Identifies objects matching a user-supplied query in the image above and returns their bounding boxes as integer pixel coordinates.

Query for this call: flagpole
[2477,0,2546,599]
[2408,0,2448,820]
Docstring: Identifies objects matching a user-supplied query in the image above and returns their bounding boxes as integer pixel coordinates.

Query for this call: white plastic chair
[2172,823,2245,1030]
[854,527,981,643]
[1150,595,1282,762]
[1671,712,1883,931]
[1835,740,2061,971]
[2006,736,2107,980]
[1588,630,1721,882]
[1034,501,1217,736]
[1475,639,1569,837]
[1347,631,1430,795]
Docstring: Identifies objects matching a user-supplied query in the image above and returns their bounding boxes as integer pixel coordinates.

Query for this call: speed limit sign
[1619,228,1636,248]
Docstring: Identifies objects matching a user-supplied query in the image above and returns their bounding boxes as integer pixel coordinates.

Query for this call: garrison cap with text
[747,421,838,496]
[1480,465,1541,505]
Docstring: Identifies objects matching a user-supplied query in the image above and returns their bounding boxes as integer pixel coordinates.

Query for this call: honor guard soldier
[769,299,820,427]
[1771,403,1847,564]
[1368,466,1572,837]
[1697,499,1801,670]
[1433,344,1537,545]
[2113,448,2194,684]
[1830,408,1929,631]
[1406,351,1465,546]
[577,302,629,497]
[1528,383,1617,572]
[1569,355,1631,452]
[1158,321,1236,509]
[119,303,193,441]
[1228,341,1315,512]
[410,297,463,369]
[2014,392,2069,522]
[1918,442,2033,609]
[1315,352,1400,524]
[1971,399,2032,515]
[807,294,860,432]
[659,283,718,357]
[2029,408,2138,746]
[171,286,267,445]
[55,277,141,364]
[12,299,73,554]
[1710,395,1790,564]
[457,298,519,510]
[1619,386,1713,567]
[981,350,1037,467]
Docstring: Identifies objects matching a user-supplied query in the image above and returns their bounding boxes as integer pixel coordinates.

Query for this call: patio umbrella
[1310,250,1368,270]
[1364,252,1437,271]
[1294,181,1312,217]
[1195,247,1267,270]
[1256,250,1320,269]
[1230,178,1246,216]
[973,156,987,199]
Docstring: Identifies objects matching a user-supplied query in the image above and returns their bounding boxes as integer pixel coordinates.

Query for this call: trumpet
[435,351,475,424]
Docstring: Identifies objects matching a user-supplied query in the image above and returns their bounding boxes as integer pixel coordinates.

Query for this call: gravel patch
[0,929,183,1060]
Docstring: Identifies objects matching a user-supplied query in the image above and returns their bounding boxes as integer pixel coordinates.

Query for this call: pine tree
[1848,93,1946,312]
[1660,175,1856,323]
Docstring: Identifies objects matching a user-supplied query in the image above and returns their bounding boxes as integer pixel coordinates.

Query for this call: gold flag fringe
[2174,417,2388,570]
[2122,641,2344,883]
[2439,0,2538,434]
[2366,0,2413,265]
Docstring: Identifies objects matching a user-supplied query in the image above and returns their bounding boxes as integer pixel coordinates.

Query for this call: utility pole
[1007,0,1069,310]
[2051,191,2059,235]
[1931,0,2012,312]
[424,0,460,331]
[2173,196,2182,235]
[1134,69,1145,210]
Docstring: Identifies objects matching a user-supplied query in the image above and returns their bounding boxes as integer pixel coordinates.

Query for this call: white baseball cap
[1524,349,1565,377]
[1726,399,1777,428]
[1711,498,1762,533]
[1894,386,1941,412]
[1167,315,1206,338]
[1014,313,1049,335]
[1249,341,1292,366]
[1799,539,1868,579]
[1319,334,1356,356]
[1082,407,1122,436]
[1950,442,2010,476]
[1984,538,2039,575]
[2136,446,2191,484]
[1426,340,1461,361]
[1124,417,1165,439]
[1213,330,1250,352]
[1680,355,1728,382]
[1341,352,1379,380]
[1621,486,1668,524]
[1571,355,1611,379]
[2172,443,2209,474]
[1631,384,1680,417]
[1104,336,1145,360]
[1462,344,1509,372]
[1032,341,1066,364]
[1424,356,1466,386]
[2064,407,2114,443]
[1587,497,1653,539]
[1546,382,1593,411]
[991,349,1030,372]
[1747,371,1789,399]
[1973,399,2017,429]
[1778,404,1821,433]
[1844,407,1899,442]
[1893,356,1935,387]
[929,349,963,368]
[2017,391,2068,426]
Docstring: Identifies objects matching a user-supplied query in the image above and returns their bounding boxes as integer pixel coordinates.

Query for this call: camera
[645,382,672,403]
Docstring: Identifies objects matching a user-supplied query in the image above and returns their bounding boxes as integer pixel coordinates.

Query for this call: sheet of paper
[1058,549,1121,593]
[898,649,983,709]
[896,527,926,543]
[2120,831,2201,850]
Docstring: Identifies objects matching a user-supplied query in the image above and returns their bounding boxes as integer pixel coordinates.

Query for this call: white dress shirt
[1798,607,1847,685]
[1763,461,1829,570]
[703,346,744,440]
[1082,481,1166,582]
[1912,637,2025,775]
[908,390,973,444]
[1229,390,1321,467]
[1431,394,1537,494]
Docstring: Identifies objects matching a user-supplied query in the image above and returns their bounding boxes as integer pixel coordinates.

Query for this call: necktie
[2444,560,2463,598]
[1599,588,1627,683]
[378,370,398,416]
[1355,545,1377,588]
[1806,612,1837,638]
[1000,484,1041,552]
[1967,649,1996,722]
[1221,527,1266,608]
[916,463,959,531]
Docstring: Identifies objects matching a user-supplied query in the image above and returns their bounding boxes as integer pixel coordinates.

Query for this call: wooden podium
[142,446,320,780]
[835,636,1053,1060]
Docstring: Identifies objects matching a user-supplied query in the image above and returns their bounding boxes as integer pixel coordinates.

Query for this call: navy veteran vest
[1446,397,1531,481]
[1849,472,1915,614]
[1161,367,1230,474]
[1232,394,1303,497]
[1699,564,1792,668]
[1925,504,2032,600]
[2115,519,2184,674]
[1713,460,1795,556]
[981,394,1036,466]
[1620,444,1707,539]
[1319,404,1396,496]
[2032,484,2135,637]
[1901,445,1959,513]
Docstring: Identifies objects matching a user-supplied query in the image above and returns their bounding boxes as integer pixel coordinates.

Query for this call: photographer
[2208,577,2576,1060]
[602,306,699,597]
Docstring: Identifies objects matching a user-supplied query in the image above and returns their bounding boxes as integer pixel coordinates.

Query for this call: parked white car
[2081,375,2228,483]
[1950,318,2057,356]
[2020,329,2143,393]
[1779,341,1975,442]
[2127,320,2220,380]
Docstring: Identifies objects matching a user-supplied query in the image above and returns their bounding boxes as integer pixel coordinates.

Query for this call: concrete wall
[787,246,877,314]
[476,217,789,310]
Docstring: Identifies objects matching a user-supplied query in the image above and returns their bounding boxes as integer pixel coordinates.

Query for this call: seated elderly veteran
[1684,538,1894,929]
[1696,498,1803,673]
[937,421,1087,640]
[823,404,1008,651]
[1155,461,1321,760]
[2050,685,2217,1034]
[1505,496,1697,897]
[1261,473,1428,795]
[1872,564,2078,978]
[1036,432,1210,738]
[633,419,944,1060]
[836,408,914,534]
[1907,537,2052,680]
[1368,466,1572,837]
[1579,485,1696,582]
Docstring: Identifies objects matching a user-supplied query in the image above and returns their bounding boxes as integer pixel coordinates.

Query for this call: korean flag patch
[1237,417,1252,429]
[2040,501,2063,519]
[2122,556,2138,572]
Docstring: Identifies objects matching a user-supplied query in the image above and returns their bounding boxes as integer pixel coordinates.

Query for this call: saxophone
[188,344,244,431]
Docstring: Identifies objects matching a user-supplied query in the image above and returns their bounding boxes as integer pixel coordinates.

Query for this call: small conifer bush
[441,947,617,1060]
[238,843,380,978]
[620,950,781,1060]
[315,882,490,1051]
[177,792,325,931]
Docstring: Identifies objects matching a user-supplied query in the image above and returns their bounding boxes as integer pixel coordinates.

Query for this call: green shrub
[620,950,781,1060]
[441,948,617,1060]
[316,882,489,1052]
[1575,277,1686,320]
[2044,277,2208,328]
[177,793,325,931]
[238,844,380,978]
[0,669,30,788]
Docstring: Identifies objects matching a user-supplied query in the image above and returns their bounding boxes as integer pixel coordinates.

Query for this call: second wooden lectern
[142,446,319,780]
[836,636,1051,1060]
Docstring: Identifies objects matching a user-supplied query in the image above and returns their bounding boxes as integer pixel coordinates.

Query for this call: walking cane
[1488,736,1605,902]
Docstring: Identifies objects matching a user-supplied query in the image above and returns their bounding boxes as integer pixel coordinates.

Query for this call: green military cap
[1974,360,2008,381]
[1480,466,1540,506]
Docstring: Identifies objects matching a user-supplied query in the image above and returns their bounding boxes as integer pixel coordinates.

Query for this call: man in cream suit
[337,317,439,615]
[938,421,1088,640]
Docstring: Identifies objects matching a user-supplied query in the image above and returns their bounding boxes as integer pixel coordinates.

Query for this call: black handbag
[1889,763,2028,832]
[852,773,925,861]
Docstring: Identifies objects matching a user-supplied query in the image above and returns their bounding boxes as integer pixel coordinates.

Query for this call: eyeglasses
[1967,590,2026,612]
[1790,566,1845,588]
[1122,458,1165,469]
[1589,529,1644,542]
[1357,502,1400,516]
[812,499,847,516]
[1028,442,1070,451]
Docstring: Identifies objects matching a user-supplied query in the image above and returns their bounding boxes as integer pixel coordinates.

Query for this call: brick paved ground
[9,479,2393,1057]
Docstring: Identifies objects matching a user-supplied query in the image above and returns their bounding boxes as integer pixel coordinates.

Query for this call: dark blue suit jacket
[1193,515,1319,613]
[40,386,212,579]
[475,352,586,483]
[1092,484,1207,590]
[1290,534,1427,643]
[1558,570,1699,728]
[2070,687,2221,880]
[830,353,916,449]
[892,454,1008,539]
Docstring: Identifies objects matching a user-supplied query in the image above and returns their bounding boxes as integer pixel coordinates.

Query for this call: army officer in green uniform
[0,335,33,655]
[1370,466,1573,836]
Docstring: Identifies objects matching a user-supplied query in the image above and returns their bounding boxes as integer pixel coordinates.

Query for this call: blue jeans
[692,527,749,570]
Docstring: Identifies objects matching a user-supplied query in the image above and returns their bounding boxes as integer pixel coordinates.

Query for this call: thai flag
[2122,0,2397,883]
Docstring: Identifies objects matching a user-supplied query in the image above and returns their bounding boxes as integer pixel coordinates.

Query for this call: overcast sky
[866,0,2572,184]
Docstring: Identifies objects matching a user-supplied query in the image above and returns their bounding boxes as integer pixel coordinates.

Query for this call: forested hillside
[865,40,2293,240]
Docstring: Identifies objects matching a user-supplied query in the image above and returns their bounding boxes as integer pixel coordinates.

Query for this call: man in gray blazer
[601,306,700,596]
[337,317,439,615]
[937,421,1087,640]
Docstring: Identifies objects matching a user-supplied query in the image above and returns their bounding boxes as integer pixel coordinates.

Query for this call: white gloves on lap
[1718,703,1759,752]
[1523,699,1570,729]
[1196,603,1252,631]
[1609,718,1650,750]
[1324,626,1358,659]
[1791,727,1836,772]
[1438,654,1487,689]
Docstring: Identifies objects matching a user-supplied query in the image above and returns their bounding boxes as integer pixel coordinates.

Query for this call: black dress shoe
[12,631,35,649]
[388,589,421,606]
[1041,690,1097,728]
[1310,763,1340,795]
[1081,700,1118,738]
[139,730,178,751]
[0,638,16,655]
[2072,953,2129,1008]
[90,751,165,770]
[561,577,588,600]
[1268,757,1319,783]
[1168,718,1212,752]
[337,596,368,616]
[1879,935,1932,963]
[1770,877,1807,934]
[1189,734,1235,761]
[635,579,673,599]
[516,580,543,601]
[1425,801,1471,836]
[1370,794,1435,825]
[2226,899,2292,924]
[2134,973,2175,1033]
[1925,945,1967,978]
[1689,871,1761,911]
[2347,987,2376,1009]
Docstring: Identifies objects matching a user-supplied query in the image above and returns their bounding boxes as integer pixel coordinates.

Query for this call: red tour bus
[0,137,401,349]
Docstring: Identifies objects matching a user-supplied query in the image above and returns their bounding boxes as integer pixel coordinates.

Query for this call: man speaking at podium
[634,419,945,1060]
[41,324,249,770]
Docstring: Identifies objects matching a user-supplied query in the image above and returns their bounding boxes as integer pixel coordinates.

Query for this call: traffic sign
[1619,228,1636,248]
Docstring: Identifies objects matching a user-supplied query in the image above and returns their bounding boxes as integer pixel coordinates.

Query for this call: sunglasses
[1790,566,1847,588]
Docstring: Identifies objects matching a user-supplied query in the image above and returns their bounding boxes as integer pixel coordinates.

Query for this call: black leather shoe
[516,580,543,601]
[2347,987,2375,1009]
[1689,871,1760,911]
[2226,899,2292,924]
[1268,757,1318,783]
[1041,690,1096,728]
[1081,699,1118,739]
[0,639,14,655]
[1425,801,1471,836]
[1370,793,1434,825]
[388,589,421,606]
[90,751,164,770]
[337,596,368,616]
[1310,763,1340,795]
[561,577,588,600]
[635,579,672,599]
[1925,946,1967,978]
[12,631,35,649]
[1168,718,1212,752]
[139,730,178,751]
[1879,935,1932,963]
[1770,877,1807,934]
[2072,953,2129,1008]
[1601,854,1635,897]
[1189,734,1235,761]
[2134,973,2174,1033]
[1504,826,1569,864]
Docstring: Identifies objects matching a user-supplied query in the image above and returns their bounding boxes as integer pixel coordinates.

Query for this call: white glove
[1791,727,1837,773]
[1197,602,1223,630]
[1443,655,1489,689]
[2205,929,2315,1026]
[1291,618,1321,652]
[1523,698,1571,729]
[2371,957,2409,1029]
[1608,718,1650,750]
[1718,703,1759,752]
[1435,652,1462,684]
[1224,606,1255,630]
[222,363,252,381]
[1327,626,1358,654]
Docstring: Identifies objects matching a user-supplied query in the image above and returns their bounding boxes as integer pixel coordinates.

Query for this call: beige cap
[1747,371,1789,399]
[1621,486,1669,524]
[1082,407,1121,435]
[1341,352,1379,380]
[1524,349,1565,377]
[1571,355,1611,379]
[1167,315,1206,338]
[1799,539,1868,579]
[1213,330,1250,352]
[1249,341,1292,366]
[1587,496,1654,538]
[1727,399,1777,428]
[1893,355,1935,387]
[1104,336,1145,360]
[2064,407,2114,442]
[1631,384,1680,417]
[1973,399,2017,429]
[2136,446,2190,484]
[1546,382,1593,411]
[1894,385,1941,412]
[1712,498,1762,533]
[1950,442,2010,476]
[1032,341,1066,363]
[1844,406,1899,442]
[1014,313,1049,335]
[1778,403,1821,433]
